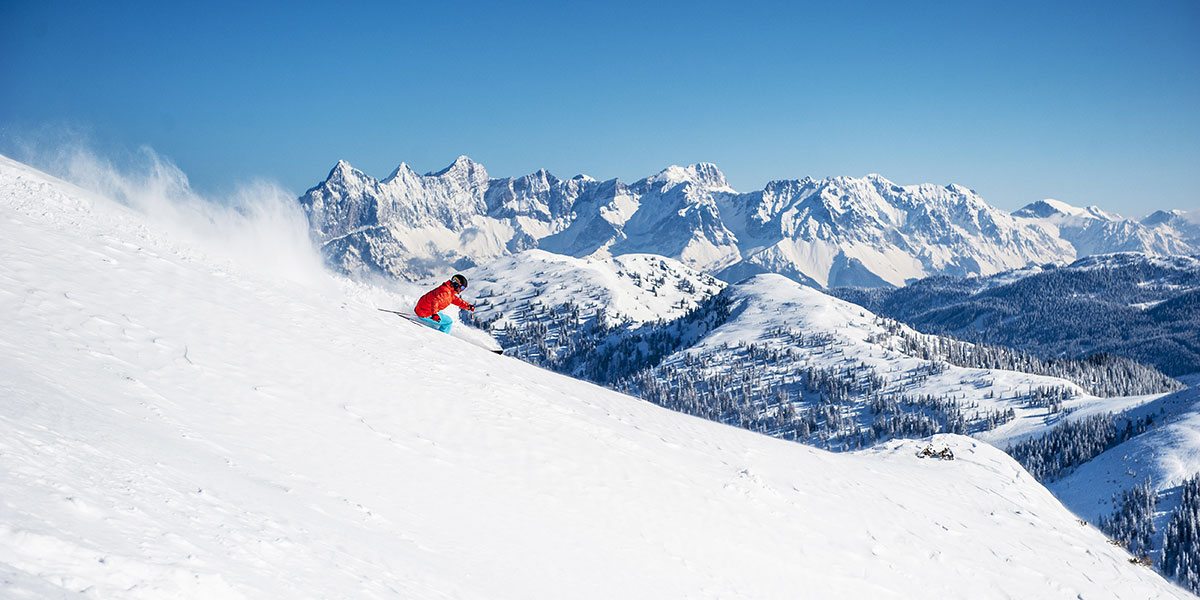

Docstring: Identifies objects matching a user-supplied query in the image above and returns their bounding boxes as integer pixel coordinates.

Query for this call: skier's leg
[437,312,453,333]
[416,315,442,330]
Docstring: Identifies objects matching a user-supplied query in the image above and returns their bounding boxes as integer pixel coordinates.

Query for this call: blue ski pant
[417,311,453,334]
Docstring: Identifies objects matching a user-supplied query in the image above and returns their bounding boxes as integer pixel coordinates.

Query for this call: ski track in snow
[0,155,1192,598]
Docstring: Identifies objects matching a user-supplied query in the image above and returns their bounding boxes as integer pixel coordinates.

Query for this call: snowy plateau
[1,153,1196,599]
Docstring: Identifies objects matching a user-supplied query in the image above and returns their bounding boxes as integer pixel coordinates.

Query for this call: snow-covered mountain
[298,159,748,280]
[631,274,1176,445]
[1016,198,1123,222]
[299,157,545,278]
[466,254,1180,448]
[464,250,1199,588]
[1049,380,1200,524]
[1001,378,1200,588]
[1144,209,1200,247]
[458,250,727,376]
[466,249,724,329]
[299,158,1087,288]
[6,154,1192,598]
[717,174,1072,287]
[1015,198,1196,256]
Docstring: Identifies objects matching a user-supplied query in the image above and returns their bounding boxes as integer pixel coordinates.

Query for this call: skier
[413,274,475,334]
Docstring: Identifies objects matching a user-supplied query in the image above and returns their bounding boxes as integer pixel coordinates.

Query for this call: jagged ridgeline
[298,156,1198,293]
[299,157,1086,288]
[835,253,1200,376]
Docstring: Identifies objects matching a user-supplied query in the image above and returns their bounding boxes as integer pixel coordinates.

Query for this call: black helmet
[450,274,468,290]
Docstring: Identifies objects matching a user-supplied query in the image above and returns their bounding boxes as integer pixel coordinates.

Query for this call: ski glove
[430,313,441,322]
[466,303,475,311]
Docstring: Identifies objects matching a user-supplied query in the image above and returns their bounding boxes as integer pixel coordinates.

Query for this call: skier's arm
[451,294,474,311]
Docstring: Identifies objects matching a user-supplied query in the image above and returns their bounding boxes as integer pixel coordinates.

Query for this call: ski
[377,308,505,355]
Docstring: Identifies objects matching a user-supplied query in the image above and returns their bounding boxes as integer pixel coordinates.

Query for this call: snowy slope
[1050,380,1200,523]
[1,157,1192,598]
[466,249,724,328]
[460,250,725,371]
[466,261,1176,449]
[655,274,1162,445]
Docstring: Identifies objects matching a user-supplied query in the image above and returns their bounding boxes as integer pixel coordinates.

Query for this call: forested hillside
[835,254,1200,376]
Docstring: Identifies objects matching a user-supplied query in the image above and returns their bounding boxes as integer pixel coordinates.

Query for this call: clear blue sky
[2,0,1197,214]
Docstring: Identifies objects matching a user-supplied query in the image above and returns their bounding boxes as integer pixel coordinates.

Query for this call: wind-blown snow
[0,154,1190,598]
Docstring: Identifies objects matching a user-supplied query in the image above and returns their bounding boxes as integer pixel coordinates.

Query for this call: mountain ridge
[1015,197,1196,257]
[299,156,1192,288]
[833,252,1200,377]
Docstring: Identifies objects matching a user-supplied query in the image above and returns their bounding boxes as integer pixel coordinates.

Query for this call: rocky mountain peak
[646,163,733,191]
[383,162,419,184]
[427,155,488,180]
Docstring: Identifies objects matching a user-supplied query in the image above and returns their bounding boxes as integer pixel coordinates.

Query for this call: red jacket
[414,281,472,318]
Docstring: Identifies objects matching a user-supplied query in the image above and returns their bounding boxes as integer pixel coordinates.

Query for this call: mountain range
[299,156,1198,288]
[1014,198,1197,257]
